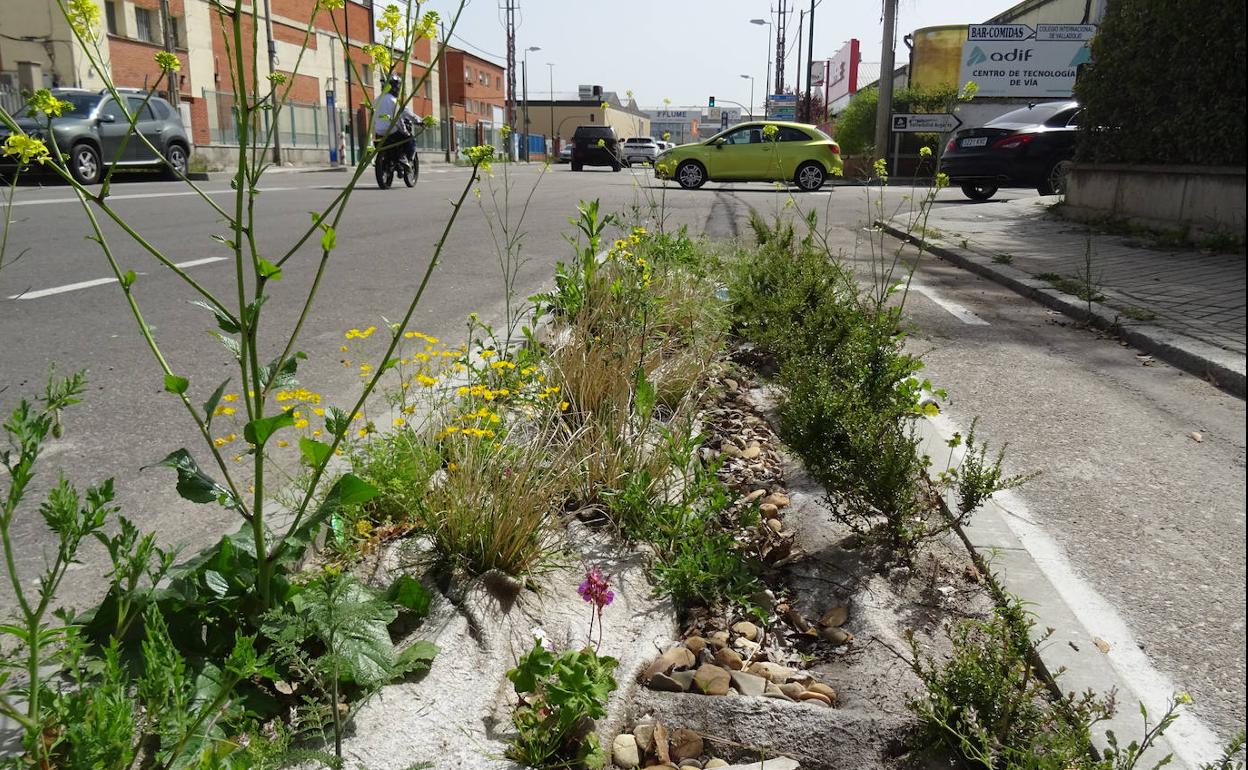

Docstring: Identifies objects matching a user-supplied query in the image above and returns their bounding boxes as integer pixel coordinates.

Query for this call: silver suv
[622,137,659,166]
[2,88,191,184]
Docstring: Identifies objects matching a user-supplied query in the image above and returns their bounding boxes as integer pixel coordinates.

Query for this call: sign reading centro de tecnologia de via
[960,23,1095,97]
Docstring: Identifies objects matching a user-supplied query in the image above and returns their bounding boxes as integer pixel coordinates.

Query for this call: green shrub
[1075,0,1245,165]
[833,87,878,155]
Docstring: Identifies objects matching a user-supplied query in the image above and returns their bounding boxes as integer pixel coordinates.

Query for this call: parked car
[570,125,623,171]
[0,88,190,185]
[557,141,573,163]
[653,121,842,191]
[939,100,1080,200]
[622,137,660,166]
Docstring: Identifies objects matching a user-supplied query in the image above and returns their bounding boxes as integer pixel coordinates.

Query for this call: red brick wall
[440,49,504,123]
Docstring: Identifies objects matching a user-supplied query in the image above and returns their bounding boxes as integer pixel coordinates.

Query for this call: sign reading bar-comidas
[958,26,1093,97]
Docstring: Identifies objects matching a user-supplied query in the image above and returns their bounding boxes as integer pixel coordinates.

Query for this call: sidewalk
[883,195,1246,396]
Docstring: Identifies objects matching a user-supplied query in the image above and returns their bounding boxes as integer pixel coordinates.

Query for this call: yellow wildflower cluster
[416,10,439,40]
[345,326,378,340]
[2,134,50,165]
[155,51,181,72]
[275,387,322,405]
[67,0,101,40]
[27,89,72,118]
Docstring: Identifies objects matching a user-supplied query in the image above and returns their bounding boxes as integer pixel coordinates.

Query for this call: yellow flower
[417,374,438,387]
[222,393,239,402]
[447,462,459,472]
[318,0,345,8]
[762,124,779,140]
[313,407,325,416]
[919,145,933,158]
[155,51,181,72]
[1,134,50,165]
[27,89,72,118]
[357,427,370,438]
[464,144,495,172]
[277,439,289,448]
[356,519,373,536]
[393,417,405,427]
[480,349,497,359]
[293,419,309,429]
[67,0,101,40]
[559,401,570,411]
[489,360,516,370]
[213,405,236,416]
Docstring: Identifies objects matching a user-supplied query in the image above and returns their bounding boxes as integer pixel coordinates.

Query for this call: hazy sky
[429,0,1021,110]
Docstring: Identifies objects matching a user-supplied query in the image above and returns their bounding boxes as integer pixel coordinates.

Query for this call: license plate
[962,137,988,147]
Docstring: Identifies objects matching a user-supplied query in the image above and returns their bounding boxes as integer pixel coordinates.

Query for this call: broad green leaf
[394,640,438,676]
[278,474,377,565]
[164,373,189,395]
[202,379,230,425]
[320,225,337,253]
[190,300,241,335]
[210,331,242,361]
[324,406,351,438]
[336,473,377,505]
[386,574,431,618]
[243,411,295,447]
[154,449,236,508]
[299,437,333,467]
[257,258,282,281]
[261,351,306,391]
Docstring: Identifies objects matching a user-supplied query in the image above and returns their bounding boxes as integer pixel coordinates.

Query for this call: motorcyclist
[373,74,418,169]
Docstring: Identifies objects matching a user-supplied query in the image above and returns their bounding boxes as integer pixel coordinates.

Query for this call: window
[778,126,810,142]
[495,75,501,88]
[134,7,154,42]
[104,1,118,34]
[125,95,155,121]
[167,16,181,48]
[721,126,761,145]
[424,79,431,99]
[464,65,472,83]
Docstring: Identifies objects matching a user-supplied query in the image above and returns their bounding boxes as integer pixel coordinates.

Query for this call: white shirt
[373,92,417,135]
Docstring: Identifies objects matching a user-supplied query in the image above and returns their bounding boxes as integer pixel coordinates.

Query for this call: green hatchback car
[654,121,842,191]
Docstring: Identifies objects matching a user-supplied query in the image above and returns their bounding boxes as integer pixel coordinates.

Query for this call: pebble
[723,378,739,390]
[720,444,742,458]
[713,647,744,670]
[708,631,730,649]
[766,518,784,533]
[763,681,794,701]
[730,621,759,641]
[741,445,762,460]
[799,691,832,707]
[762,492,790,508]
[758,502,779,517]
[653,722,671,765]
[670,670,696,691]
[730,670,767,697]
[704,760,729,769]
[613,734,641,769]
[818,626,853,645]
[742,489,766,503]
[669,728,704,761]
[684,636,708,654]
[733,637,760,656]
[818,606,848,628]
[693,664,731,695]
[779,682,806,700]
[808,682,838,703]
[648,672,685,692]
[634,724,656,753]
[679,761,703,770]
[644,646,696,680]
[747,661,794,684]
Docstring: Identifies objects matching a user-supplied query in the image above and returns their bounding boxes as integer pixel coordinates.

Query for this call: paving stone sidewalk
[886,194,1246,393]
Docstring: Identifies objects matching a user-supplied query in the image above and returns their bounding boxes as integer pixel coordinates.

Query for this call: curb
[879,222,1247,398]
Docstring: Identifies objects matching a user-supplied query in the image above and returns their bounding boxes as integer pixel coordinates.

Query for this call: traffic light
[708,96,716,107]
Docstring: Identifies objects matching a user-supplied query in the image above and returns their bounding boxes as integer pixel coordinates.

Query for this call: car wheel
[571,162,583,171]
[961,183,998,201]
[162,143,188,180]
[1038,159,1072,195]
[675,160,706,190]
[69,143,102,185]
[794,161,826,192]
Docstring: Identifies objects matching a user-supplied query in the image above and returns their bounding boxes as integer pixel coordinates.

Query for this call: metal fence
[0,81,25,117]
[203,89,346,149]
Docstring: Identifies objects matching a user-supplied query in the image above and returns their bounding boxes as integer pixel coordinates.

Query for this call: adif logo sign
[966,46,1035,64]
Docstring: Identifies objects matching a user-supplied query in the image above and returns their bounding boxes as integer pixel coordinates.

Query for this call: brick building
[439,47,504,126]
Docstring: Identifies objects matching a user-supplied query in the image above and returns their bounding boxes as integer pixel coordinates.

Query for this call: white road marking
[931,411,1226,768]
[912,283,990,325]
[9,256,227,300]
[6,186,298,207]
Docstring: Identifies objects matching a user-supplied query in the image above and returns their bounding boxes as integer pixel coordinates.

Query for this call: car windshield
[987,102,1078,128]
[626,138,653,144]
[53,93,102,117]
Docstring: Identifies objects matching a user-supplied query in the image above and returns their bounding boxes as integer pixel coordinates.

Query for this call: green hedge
[1075,0,1246,166]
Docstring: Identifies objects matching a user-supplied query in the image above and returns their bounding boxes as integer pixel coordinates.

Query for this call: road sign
[890,113,963,133]
[960,38,1092,96]
[1036,23,1096,41]
[968,23,1035,41]
[768,93,796,120]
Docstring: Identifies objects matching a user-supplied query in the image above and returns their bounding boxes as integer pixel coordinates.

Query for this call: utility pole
[873,0,898,167]
[795,10,804,119]
[261,0,281,165]
[521,59,528,161]
[158,0,178,108]
[805,0,816,123]
[440,21,452,162]
[503,0,517,160]
[344,4,356,164]
[547,62,555,151]
[774,0,788,93]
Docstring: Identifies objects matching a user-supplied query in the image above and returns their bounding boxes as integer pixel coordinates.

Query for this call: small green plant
[505,639,619,770]
[939,418,1037,524]
[1200,732,1246,770]
[1123,306,1157,322]
[993,252,1014,264]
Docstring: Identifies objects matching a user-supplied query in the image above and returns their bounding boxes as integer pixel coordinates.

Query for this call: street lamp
[547,62,556,153]
[522,45,540,161]
[749,18,773,118]
[740,74,754,119]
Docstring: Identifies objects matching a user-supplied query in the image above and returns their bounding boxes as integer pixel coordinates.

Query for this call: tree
[833,87,877,155]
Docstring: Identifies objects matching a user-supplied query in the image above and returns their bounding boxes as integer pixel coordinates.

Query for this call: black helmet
[387,74,401,95]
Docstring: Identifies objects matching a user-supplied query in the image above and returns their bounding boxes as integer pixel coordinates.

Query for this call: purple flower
[578,566,614,610]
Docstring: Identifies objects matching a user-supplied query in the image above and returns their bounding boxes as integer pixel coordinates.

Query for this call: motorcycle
[374,117,419,190]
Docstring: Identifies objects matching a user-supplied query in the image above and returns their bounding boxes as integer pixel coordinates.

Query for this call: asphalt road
[1,167,1243,752]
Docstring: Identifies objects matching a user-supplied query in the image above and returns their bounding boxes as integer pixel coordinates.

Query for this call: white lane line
[9,256,227,300]
[931,411,1224,768]
[912,283,990,325]
[7,186,298,207]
